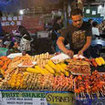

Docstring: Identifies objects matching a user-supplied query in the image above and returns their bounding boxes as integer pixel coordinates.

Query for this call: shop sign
[46,93,75,105]
[0,91,75,105]
[0,91,47,105]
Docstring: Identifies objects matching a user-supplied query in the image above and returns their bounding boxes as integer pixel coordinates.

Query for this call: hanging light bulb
[19,10,24,15]
[98,5,102,10]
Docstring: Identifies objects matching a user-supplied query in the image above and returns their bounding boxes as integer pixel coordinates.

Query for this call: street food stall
[0,52,104,105]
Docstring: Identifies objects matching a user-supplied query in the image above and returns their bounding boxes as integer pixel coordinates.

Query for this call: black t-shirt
[61,22,92,53]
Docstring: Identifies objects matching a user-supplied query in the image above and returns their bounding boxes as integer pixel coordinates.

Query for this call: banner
[0,90,104,105]
[0,91,46,105]
[0,91,75,105]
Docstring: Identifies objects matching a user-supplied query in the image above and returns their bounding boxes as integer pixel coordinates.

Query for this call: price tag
[33,98,47,105]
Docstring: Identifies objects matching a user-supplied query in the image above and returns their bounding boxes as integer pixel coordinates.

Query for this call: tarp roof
[0,0,22,13]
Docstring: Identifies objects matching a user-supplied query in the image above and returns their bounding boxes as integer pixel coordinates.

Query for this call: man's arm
[57,26,70,52]
[57,36,67,53]
[78,36,92,55]
[57,36,74,57]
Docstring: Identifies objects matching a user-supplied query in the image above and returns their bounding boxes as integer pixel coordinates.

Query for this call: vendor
[57,8,92,58]
[51,16,63,52]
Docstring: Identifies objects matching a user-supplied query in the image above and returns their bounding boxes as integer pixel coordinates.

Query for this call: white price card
[92,11,96,15]
[33,98,47,105]
[86,9,90,14]
[1,22,6,26]
[10,21,15,26]
[8,17,12,21]
[13,16,17,21]
[5,22,10,26]
[2,17,6,21]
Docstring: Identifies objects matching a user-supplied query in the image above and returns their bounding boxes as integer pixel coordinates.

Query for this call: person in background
[88,19,93,27]
[99,20,105,34]
[18,25,31,55]
[0,40,2,47]
[3,33,15,49]
[51,16,63,52]
[92,21,100,39]
[57,8,92,58]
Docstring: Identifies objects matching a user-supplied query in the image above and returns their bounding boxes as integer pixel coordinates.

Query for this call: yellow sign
[46,93,75,105]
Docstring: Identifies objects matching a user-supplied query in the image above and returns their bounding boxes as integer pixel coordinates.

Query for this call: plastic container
[0,48,8,56]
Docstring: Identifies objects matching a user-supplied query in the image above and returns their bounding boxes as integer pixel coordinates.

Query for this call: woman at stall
[18,25,31,55]
[51,16,63,52]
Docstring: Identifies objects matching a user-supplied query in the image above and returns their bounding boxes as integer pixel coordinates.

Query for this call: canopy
[0,0,22,13]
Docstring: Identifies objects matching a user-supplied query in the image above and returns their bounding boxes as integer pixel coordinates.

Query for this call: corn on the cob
[26,68,40,73]
[95,58,102,66]
[56,64,65,72]
[60,63,67,69]
[99,57,105,65]
[48,60,61,73]
[42,69,51,75]
[44,64,55,74]
[64,71,69,77]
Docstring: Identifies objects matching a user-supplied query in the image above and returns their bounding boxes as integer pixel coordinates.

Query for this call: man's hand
[64,49,74,58]
[78,50,83,56]
[78,36,91,56]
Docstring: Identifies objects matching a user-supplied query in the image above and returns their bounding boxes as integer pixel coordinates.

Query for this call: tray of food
[67,59,91,75]
[18,58,37,67]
